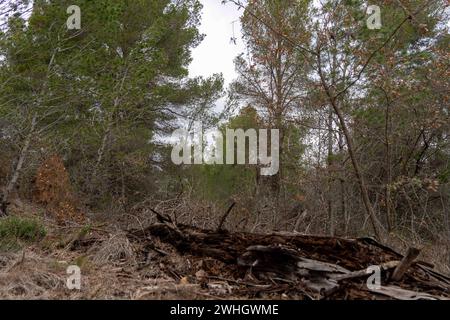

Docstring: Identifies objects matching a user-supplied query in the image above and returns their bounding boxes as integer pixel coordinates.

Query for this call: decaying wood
[368,285,447,300]
[391,247,421,282]
[127,221,450,300]
[333,261,400,281]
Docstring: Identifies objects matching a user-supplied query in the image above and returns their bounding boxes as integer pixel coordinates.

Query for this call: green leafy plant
[0,217,47,251]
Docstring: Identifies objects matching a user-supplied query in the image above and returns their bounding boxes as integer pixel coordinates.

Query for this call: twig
[146,243,169,257]
[151,208,173,224]
[217,202,236,232]
[207,275,270,288]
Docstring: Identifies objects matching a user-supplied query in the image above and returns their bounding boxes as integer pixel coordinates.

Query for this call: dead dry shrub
[90,232,137,267]
[33,154,84,224]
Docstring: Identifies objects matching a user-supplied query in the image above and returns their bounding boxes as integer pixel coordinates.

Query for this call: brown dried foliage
[33,155,84,224]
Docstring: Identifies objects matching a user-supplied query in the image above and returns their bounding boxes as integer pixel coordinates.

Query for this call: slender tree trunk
[94,119,113,172]
[338,129,348,234]
[0,114,37,216]
[327,106,335,235]
[332,99,382,239]
[327,42,338,236]
[385,97,392,232]
[92,69,128,182]
[317,56,383,240]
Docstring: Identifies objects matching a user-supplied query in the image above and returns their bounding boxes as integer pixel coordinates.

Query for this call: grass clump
[0,216,46,251]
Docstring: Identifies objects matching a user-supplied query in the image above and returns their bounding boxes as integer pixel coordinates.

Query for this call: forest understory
[0,197,448,300]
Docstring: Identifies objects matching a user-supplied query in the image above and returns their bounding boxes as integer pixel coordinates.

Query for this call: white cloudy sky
[189,0,245,87]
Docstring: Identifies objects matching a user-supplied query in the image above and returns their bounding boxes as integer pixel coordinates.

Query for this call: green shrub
[0,216,46,250]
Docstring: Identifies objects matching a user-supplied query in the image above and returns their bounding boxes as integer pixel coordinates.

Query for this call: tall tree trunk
[91,69,128,183]
[331,98,382,240]
[0,114,37,216]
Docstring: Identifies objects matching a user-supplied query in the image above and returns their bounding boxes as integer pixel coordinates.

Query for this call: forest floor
[0,199,449,300]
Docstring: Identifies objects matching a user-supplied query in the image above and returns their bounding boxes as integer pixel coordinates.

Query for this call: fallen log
[127,222,450,300]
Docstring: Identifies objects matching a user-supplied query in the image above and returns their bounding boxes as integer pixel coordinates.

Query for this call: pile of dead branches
[126,211,450,300]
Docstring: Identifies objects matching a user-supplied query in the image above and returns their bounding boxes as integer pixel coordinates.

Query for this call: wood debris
[126,219,450,300]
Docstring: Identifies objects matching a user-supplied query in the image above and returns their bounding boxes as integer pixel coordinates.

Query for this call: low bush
[0,216,46,250]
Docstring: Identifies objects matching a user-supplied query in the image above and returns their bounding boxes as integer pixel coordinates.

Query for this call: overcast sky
[189,0,245,87]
